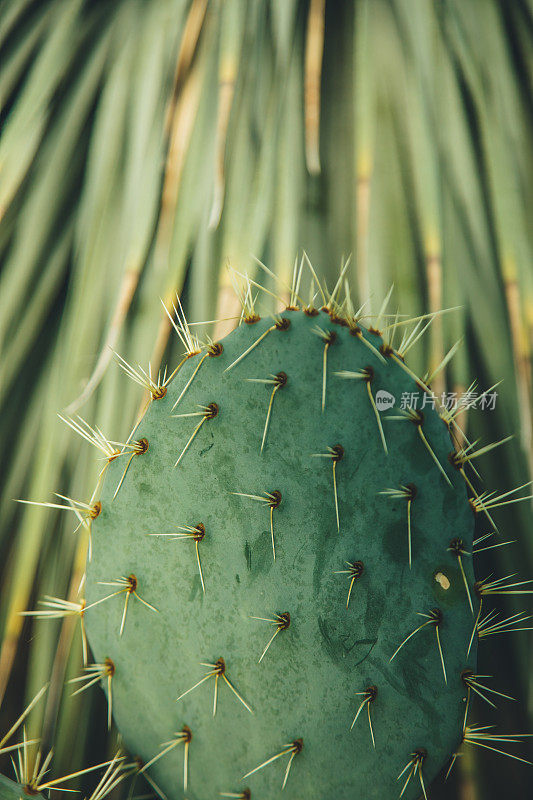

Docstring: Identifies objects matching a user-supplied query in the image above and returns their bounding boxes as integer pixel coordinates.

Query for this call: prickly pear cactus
[84,304,479,800]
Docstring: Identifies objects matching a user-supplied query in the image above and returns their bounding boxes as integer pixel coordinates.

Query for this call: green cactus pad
[85,308,477,799]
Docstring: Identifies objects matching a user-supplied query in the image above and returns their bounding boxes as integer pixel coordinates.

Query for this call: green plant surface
[0,774,41,800]
[85,309,477,799]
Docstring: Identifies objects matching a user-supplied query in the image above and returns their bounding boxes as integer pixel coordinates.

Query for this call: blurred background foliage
[0,0,532,797]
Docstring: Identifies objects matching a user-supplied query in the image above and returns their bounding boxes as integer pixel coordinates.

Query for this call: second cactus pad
[85,308,476,799]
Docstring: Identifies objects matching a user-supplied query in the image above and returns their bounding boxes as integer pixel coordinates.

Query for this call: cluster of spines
[0,686,196,800]
[0,687,131,800]
[16,261,533,797]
